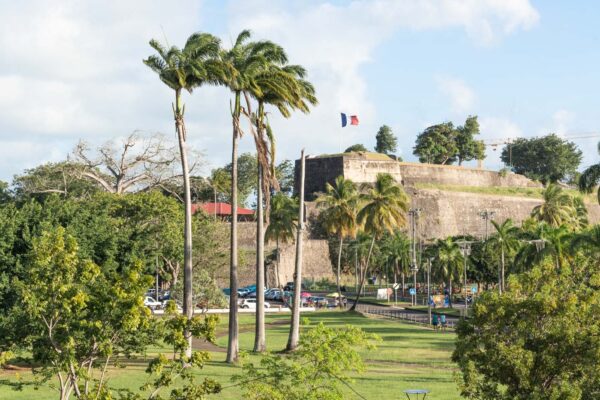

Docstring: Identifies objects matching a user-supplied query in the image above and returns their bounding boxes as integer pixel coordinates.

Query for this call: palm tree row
[316,173,410,310]
[335,182,596,308]
[144,29,316,362]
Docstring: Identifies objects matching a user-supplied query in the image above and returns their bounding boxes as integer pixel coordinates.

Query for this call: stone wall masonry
[343,158,402,186]
[398,162,541,188]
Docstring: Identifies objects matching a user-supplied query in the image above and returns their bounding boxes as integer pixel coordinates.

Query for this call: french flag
[341,113,359,127]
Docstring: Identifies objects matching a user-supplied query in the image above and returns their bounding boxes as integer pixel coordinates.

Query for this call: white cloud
[436,76,476,114]
[549,109,575,136]
[0,0,540,181]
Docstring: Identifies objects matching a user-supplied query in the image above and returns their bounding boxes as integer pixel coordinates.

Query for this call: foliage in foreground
[233,322,378,400]
[2,227,221,400]
[453,255,600,400]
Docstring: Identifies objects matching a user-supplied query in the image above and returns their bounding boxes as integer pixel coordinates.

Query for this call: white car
[144,296,162,310]
[239,299,271,309]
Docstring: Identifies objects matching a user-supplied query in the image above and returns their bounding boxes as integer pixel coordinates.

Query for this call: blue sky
[0,0,598,182]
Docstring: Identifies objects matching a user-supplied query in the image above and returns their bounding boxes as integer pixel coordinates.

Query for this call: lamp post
[427,257,432,325]
[479,210,496,240]
[457,241,474,317]
[408,208,422,306]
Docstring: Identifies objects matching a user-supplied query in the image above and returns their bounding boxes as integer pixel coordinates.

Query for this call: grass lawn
[0,311,461,399]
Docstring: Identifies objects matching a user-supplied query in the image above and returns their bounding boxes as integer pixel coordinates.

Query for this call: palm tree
[349,173,409,311]
[143,32,222,357]
[433,237,463,308]
[488,219,520,293]
[221,30,287,363]
[516,223,571,271]
[316,176,359,307]
[579,142,600,204]
[380,230,410,299]
[572,225,600,259]
[265,193,298,289]
[531,184,575,227]
[248,62,317,353]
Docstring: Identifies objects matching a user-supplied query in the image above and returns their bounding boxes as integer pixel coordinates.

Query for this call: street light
[479,210,496,240]
[457,241,475,317]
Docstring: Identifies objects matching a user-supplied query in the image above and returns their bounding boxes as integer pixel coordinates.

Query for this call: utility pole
[479,210,496,240]
[287,149,305,352]
[408,208,422,306]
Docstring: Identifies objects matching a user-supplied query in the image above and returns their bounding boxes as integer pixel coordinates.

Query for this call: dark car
[283,282,307,291]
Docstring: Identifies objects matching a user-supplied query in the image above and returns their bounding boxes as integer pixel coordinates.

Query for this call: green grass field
[0,311,461,399]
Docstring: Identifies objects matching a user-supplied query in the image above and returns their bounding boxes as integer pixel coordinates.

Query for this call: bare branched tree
[73,132,202,195]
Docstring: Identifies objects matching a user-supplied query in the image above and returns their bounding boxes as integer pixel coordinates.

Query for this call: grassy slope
[0,312,460,400]
[415,182,595,203]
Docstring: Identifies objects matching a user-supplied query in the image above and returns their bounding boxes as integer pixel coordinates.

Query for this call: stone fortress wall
[254,151,600,286]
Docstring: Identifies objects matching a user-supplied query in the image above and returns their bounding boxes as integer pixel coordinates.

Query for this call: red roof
[192,202,254,216]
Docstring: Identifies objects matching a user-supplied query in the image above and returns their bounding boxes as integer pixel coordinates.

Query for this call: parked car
[308,296,328,307]
[239,299,271,309]
[283,282,307,291]
[144,296,162,310]
[265,288,283,301]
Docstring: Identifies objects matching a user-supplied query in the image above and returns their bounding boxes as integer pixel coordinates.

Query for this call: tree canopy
[454,255,600,400]
[413,116,485,165]
[344,143,368,153]
[374,125,397,155]
[502,134,582,184]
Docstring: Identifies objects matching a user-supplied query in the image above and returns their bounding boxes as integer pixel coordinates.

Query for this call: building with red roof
[192,202,255,221]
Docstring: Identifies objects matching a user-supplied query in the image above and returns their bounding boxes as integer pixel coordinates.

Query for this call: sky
[1,0,599,182]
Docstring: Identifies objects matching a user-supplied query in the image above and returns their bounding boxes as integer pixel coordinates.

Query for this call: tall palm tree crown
[317,176,360,305]
[531,184,576,227]
[358,173,409,239]
[434,237,463,307]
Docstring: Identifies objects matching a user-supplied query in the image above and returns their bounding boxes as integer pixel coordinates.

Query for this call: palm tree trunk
[501,246,505,293]
[448,275,453,308]
[286,149,305,352]
[226,92,241,364]
[276,238,281,289]
[350,236,376,311]
[254,165,266,353]
[402,272,405,299]
[174,89,194,358]
[336,234,344,309]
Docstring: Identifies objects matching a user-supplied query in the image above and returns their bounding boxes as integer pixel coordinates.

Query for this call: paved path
[352,301,461,329]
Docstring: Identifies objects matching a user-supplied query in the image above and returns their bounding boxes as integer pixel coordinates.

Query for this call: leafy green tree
[350,173,409,310]
[233,322,378,400]
[502,134,583,183]
[455,116,485,165]
[572,224,600,258]
[344,143,368,153]
[579,141,600,204]
[265,193,298,289]
[413,122,458,165]
[488,219,520,293]
[144,31,224,357]
[433,237,463,308]
[375,125,398,155]
[9,227,154,399]
[453,256,600,400]
[0,180,11,203]
[12,161,99,201]
[317,176,360,307]
[275,160,295,195]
